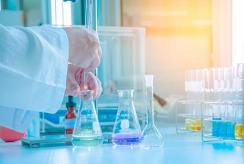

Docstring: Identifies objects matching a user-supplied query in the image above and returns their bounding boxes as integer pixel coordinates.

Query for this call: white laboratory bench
[0,121,244,164]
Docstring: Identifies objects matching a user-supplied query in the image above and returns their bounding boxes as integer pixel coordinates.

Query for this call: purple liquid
[111,133,141,145]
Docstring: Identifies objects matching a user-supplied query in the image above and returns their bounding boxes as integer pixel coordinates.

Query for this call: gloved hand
[63,27,102,72]
[65,64,102,99]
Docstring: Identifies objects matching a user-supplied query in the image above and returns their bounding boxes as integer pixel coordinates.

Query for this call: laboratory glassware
[111,90,141,146]
[237,63,244,79]
[84,0,93,89]
[72,90,103,147]
[235,123,243,140]
[140,75,164,148]
[65,96,77,135]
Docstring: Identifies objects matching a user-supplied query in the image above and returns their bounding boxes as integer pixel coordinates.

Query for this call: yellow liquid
[191,120,196,131]
[234,125,243,140]
[242,126,244,139]
[196,126,201,131]
[185,119,192,130]
[195,119,201,131]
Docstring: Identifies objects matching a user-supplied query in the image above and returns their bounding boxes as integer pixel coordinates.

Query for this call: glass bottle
[71,90,103,147]
[65,96,77,135]
[140,75,164,148]
[111,90,141,146]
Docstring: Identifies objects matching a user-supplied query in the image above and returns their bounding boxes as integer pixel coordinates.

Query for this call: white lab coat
[0,24,69,132]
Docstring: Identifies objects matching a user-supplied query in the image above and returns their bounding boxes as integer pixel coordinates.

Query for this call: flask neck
[146,86,154,125]
[79,90,94,103]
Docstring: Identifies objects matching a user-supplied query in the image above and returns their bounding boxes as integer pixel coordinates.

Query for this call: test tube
[237,63,244,79]
[190,70,197,131]
[185,70,191,115]
[213,68,220,103]
[223,68,231,103]
[212,68,221,137]
[205,68,214,132]
[206,68,214,102]
[185,70,191,102]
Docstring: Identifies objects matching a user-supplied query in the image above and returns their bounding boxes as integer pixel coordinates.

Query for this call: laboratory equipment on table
[234,123,243,140]
[212,118,221,137]
[176,70,203,134]
[111,90,141,146]
[21,135,72,148]
[65,96,76,135]
[20,97,77,148]
[200,64,244,142]
[175,65,244,143]
[72,90,103,147]
[140,75,164,148]
[226,122,236,139]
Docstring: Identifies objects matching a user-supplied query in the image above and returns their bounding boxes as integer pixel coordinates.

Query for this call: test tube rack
[176,65,244,143]
[175,100,203,134]
[200,102,244,142]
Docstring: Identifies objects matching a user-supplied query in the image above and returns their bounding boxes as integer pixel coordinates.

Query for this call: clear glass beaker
[111,90,141,146]
[71,90,103,147]
[140,75,164,148]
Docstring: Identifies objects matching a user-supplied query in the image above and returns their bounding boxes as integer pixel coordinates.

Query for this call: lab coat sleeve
[0,106,37,132]
[0,25,69,131]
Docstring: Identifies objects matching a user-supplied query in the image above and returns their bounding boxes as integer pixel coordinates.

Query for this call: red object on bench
[0,127,27,142]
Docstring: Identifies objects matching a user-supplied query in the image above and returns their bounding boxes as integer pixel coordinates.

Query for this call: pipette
[83,0,93,90]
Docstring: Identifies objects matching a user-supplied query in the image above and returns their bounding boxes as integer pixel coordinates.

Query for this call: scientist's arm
[0,24,69,113]
[0,25,102,132]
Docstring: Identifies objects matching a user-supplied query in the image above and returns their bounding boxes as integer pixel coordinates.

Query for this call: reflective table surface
[0,121,243,164]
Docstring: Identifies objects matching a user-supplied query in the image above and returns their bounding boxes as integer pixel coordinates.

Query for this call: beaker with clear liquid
[140,75,164,148]
[71,90,103,147]
[111,90,141,146]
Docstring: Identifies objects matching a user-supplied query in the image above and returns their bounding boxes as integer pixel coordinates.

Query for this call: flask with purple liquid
[111,90,141,146]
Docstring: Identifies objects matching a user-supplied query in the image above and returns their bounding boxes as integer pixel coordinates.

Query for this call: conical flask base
[111,132,141,146]
[140,124,164,148]
[72,134,103,147]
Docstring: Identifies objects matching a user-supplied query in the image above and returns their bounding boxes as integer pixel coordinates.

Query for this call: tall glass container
[140,75,164,148]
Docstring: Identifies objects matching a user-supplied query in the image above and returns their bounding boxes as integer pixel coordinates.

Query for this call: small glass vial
[212,118,221,137]
[219,121,227,138]
[185,119,192,130]
[191,120,196,131]
[65,96,77,135]
[195,119,201,131]
[242,125,244,139]
[226,122,236,139]
[235,123,243,140]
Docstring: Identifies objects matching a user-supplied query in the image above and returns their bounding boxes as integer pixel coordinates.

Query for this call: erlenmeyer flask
[112,90,141,146]
[140,75,164,148]
[71,90,103,147]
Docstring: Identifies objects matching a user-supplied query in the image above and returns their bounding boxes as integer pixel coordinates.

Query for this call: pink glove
[63,27,102,71]
[0,127,27,142]
[65,64,102,98]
